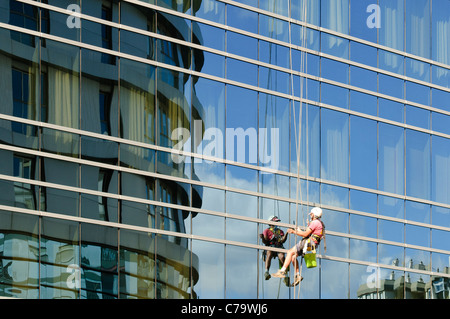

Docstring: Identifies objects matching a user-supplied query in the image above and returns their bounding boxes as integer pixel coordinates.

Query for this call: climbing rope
[290,0,309,299]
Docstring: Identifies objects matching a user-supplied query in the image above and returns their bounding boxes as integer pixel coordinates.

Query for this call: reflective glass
[432,112,450,135]
[158,0,190,14]
[350,0,377,43]
[227,58,258,86]
[291,0,320,26]
[259,66,290,95]
[406,0,431,59]
[378,219,404,243]
[350,213,377,240]
[350,116,377,189]
[41,128,80,158]
[81,223,118,299]
[349,90,377,116]
[350,190,377,215]
[226,5,257,34]
[321,83,348,109]
[192,239,224,298]
[378,74,403,99]
[81,48,118,135]
[405,105,430,130]
[119,143,155,172]
[157,12,191,42]
[379,0,404,51]
[44,158,79,187]
[259,93,289,172]
[154,234,190,298]
[378,123,404,195]
[321,184,348,209]
[350,66,377,92]
[432,0,450,65]
[406,224,430,247]
[259,14,289,42]
[350,41,377,68]
[406,130,431,200]
[226,31,258,60]
[225,86,257,165]
[378,195,404,219]
[321,0,349,34]
[40,218,80,299]
[406,81,430,106]
[192,200,224,240]
[378,244,404,268]
[321,260,349,298]
[349,239,377,263]
[321,109,349,184]
[405,58,430,83]
[431,136,450,205]
[225,245,257,298]
[379,50,404,75]
[291,103,320,178]
[259,0,288,16]
[378,98,404,123]
[0,212,39,298]
[193,0,225,24]
[432,205,450,228]
[259,40,290,69]
[432,66,450,88]
[431,229,450,251]
[119,229,155,299]
[431,88,450,113]
[321,58,348,83]
[120,59,156,144]
[431,252,450,278]
[321,33,349,59]
[81,166,118,222]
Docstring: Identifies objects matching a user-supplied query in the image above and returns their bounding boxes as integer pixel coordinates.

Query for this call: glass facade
[0,0,448,299]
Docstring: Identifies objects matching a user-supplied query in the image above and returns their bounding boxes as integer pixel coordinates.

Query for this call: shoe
[264,271,271,280]
[283,276,290,287]
[271,269,286,278]
[291,274,303,287]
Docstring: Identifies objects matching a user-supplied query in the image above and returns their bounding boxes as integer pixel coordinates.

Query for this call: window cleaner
[271,207,326,287]
[259,216,289,286]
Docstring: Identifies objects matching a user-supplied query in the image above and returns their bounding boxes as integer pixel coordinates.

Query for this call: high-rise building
[0,0,449,299]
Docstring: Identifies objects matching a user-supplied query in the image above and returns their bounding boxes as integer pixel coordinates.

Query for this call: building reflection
[357,260,450,299]
[0,0,205,298]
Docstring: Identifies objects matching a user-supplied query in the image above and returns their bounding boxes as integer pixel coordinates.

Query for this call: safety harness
[268,226,284,247]
[308,219,326,253]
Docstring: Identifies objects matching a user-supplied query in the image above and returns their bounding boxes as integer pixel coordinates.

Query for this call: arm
[287,227,312,238]
[259,233,270,245]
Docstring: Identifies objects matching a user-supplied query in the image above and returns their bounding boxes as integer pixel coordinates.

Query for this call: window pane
[379,123,404,195]
[406,130,430,200]
[192,239,224,298]
[321,109,349,184]
[432,136,450,205]
[379,0,404,51]
[350,116,377,189]
[406,0,431,59]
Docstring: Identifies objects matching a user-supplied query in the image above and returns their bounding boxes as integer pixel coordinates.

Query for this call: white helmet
[310,207,322,218]
[268,215,281,222]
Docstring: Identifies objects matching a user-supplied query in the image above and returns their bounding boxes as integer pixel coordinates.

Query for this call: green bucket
[304,252,317,268]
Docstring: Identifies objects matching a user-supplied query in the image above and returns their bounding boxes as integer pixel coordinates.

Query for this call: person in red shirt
[272,207,325,286]
[259,216,288,282]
